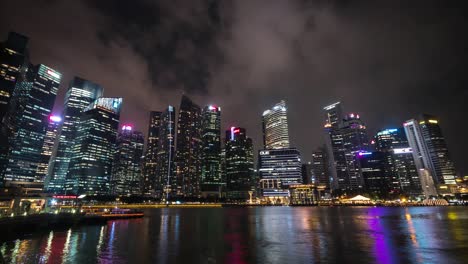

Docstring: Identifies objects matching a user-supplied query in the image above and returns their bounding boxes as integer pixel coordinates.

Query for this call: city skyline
[0,1,467,178]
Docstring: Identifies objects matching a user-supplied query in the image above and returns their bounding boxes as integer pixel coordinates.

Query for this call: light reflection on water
[1,207,468,263]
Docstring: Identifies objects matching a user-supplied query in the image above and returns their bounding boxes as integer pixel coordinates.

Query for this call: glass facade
[3,64,61,187]
[142,111,162,197]
[200,105,222,193]
[175,95,202,197]
[111,126,144,196]
[45,77,103,193]
[225,127,254,200]
[66,98,122,195]
[156,106,176,199]
[262,100,290,149]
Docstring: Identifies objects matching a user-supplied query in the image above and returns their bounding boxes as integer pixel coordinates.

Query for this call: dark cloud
[1,0,467,174]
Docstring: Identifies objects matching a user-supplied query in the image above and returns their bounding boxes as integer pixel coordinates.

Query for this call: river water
[1,207,468,264]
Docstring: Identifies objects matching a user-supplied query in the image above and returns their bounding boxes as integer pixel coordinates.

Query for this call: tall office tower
[418,115,456,185]
[355,151,389,197]
[175,96,202,197]
[0,32,29,180]
[374,128,421,195]
[156,106,176,199]
[225,127,254,200]
[200,105,222,195]
[404,116,456,186]
[45,77,103,193]
[0,32,29,121]
[111,125,144,196]
[323,102,345,191]
[302,162,313,184]
[36,115,62,183]
[262,100,290,149]
[3,65,61,189]
[258,148,302,188]
[66,98,122,195]
[339,113,369,192]
[142,111,162,197]
[311,147,330,188]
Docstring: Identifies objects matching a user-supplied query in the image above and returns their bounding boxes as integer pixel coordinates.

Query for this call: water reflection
[1,207,468,263]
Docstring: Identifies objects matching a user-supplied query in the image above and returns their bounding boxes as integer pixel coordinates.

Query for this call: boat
[81,208,144,223]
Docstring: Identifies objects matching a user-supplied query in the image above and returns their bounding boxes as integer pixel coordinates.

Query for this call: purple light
[230,126,236,141]
[49,115,62,122]
[122,125,133,131]
[358,151,372,156]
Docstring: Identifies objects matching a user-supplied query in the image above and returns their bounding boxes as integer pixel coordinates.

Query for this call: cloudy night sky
[1,0,467,175]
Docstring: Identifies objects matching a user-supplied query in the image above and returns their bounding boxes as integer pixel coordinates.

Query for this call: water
[1,207,468,264]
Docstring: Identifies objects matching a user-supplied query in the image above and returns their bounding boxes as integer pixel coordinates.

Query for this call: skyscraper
[111,125,144,196]
[323,102,345,191]
[0,32,29,121]
[46,77,103,193]
[311,148,330,188]
[175,95,202,197]
[37,115,62,184]
[258,148,302,189]
[225,127,254,200]
[142,111,162,197]
[355,151,389,197]
[66,97,122,195]
[262,100,290,149]
[157,106,176,199]
[418,115,456,185]
[3,64,61,189]
[200,105,222,195]
[374,128,421,195]
[404,115,456,186]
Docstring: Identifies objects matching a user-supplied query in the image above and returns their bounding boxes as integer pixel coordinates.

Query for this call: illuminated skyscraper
[323,102,345,191]
[225,127,254,200]
[157,106,176,199]
[175,95,202,197]
[200,104,222,195]
[37,115,62,183]
[404,115,456,185]
[262,100,290,149]
[142,111,162,196]
[258,148,302,188]
[66,97,122,195]
[0,32,29,121]
[311,147,330,188]
[46,77,103,193]
[2,64,61,188]
[0,32,29,179]
[111,125,144,196]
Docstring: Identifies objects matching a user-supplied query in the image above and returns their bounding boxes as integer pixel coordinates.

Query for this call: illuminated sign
[49,115,62,122]
[393,148,412,154]
[428,120,438,124]
[230,126,240,141]
[259,151,270,155]
[88,97,123,114]
[377,128,398,136]
[208,105,220,111]
[358,151,372,156]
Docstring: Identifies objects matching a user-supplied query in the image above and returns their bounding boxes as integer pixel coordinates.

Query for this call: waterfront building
[289,184,317,205]
[175,96,202,197]
[311,148,330,189]
[355,151,389,197]
[258,148,302,190]
[0,32,29,121]
[66,97,122,195]
[200,105,222,196]
[225,127,254,200]
[142,111,162,197]
[36,115,61,183]
[45,77,103,193]
[156,106,176,199]
[302,162,313,184]
[404,115,456,186]
[3,64,61,189]
[111,125,144,196]
[262,100,290,149]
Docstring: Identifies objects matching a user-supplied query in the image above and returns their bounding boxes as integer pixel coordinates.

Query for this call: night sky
[1,1,467,175]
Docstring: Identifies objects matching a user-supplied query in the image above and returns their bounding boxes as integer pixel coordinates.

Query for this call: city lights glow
[49,115,62,122]
[122,125,133,131]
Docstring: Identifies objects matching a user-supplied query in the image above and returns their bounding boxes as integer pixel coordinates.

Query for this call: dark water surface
[1,207,468,264]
